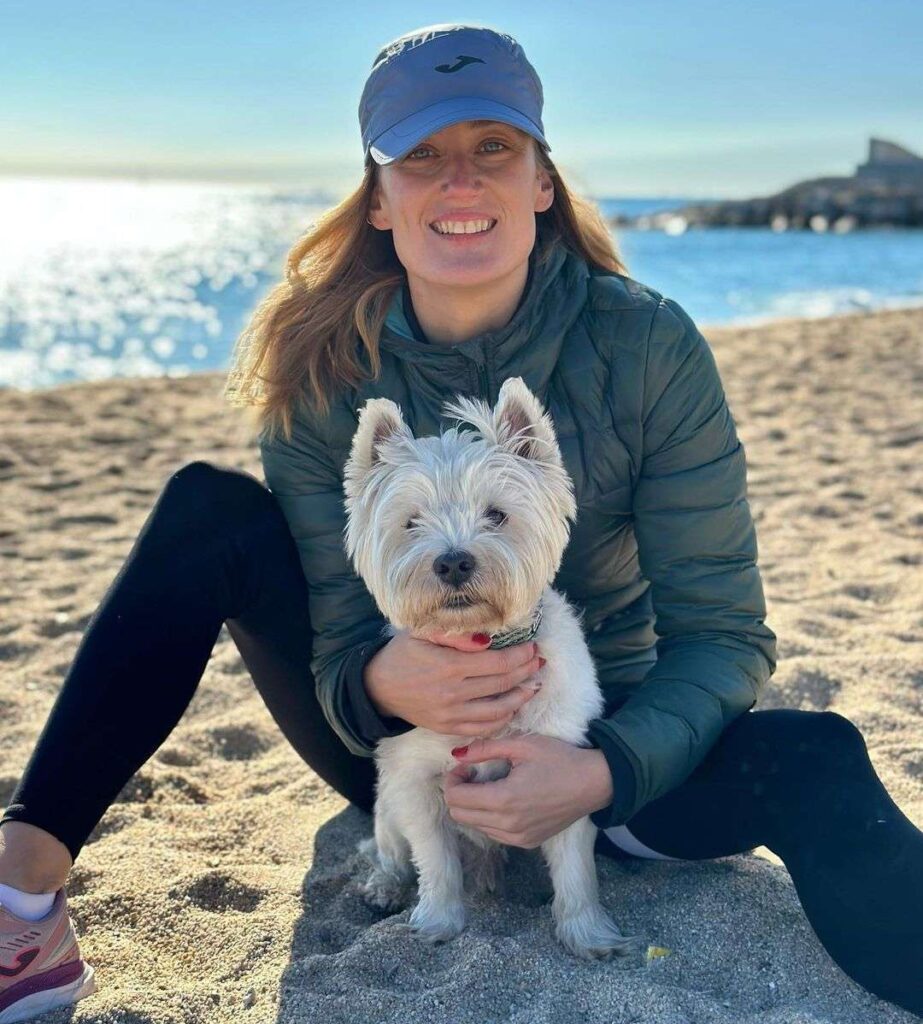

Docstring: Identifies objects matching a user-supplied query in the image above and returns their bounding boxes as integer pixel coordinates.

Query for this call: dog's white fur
[343,377,636,959]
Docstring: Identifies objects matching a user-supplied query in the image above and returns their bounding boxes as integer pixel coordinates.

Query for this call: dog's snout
[433,549,477,587]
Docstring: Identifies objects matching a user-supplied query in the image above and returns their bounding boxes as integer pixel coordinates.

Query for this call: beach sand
[1,306,921,1023]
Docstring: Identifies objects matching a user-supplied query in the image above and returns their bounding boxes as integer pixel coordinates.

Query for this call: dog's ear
[345,398,412,491]
[492,377,560,463]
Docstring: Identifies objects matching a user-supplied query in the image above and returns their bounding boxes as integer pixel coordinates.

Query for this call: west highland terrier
[343,376,638,959]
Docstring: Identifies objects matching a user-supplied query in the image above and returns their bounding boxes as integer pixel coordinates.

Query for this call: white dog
[343,376,638,959]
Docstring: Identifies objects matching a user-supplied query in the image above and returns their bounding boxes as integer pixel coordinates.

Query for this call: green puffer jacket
[258,241,777,829]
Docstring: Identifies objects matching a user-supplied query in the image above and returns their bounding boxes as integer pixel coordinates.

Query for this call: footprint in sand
[808,504,844,519]
[52,513,118,529]
[59,547,93,560]
[841,582,893,604]
[30,477,81,493]
[85,807,135,845]
[42,582,79,597]
[170,872,264,913]
[207,724,272,762]
[61,866,101,898]
[107,766,209,807]
[157,773,209,805]
[114,772,156,804]
[0,640,38,661]
[828,605,861,620]
[795,618,843,638]
[156,746,201,768]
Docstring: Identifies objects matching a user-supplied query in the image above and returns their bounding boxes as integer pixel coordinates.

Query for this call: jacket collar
[378,241,590,399]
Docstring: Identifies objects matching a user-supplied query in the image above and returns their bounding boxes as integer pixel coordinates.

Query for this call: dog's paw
[361,868,411,913]
[554,905,642,961]
[407,899,467,944]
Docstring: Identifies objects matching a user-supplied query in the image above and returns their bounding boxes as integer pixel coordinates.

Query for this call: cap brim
[368,96,550,165]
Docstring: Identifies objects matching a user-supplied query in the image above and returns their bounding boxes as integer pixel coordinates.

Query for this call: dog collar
[487,600,544,650]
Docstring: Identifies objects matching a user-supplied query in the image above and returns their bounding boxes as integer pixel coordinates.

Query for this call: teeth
[431,219,495,235]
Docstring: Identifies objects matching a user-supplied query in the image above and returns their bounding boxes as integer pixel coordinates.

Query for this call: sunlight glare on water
[0,177,332,389]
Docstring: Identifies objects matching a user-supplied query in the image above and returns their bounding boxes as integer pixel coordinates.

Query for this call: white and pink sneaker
[0,887,96,1023]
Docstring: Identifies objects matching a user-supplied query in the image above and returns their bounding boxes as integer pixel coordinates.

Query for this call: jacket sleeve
[586,297,777,829]
[258,397,416,757]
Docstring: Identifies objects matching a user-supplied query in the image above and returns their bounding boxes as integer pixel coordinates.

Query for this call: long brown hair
[224,143,628,443]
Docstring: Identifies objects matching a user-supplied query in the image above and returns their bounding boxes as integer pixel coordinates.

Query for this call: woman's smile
[429,219,498,242]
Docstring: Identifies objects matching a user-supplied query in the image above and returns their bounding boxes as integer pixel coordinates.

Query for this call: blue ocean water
[2,179,922,390]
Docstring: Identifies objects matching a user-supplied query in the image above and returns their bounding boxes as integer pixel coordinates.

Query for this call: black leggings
[2,462,920,1017]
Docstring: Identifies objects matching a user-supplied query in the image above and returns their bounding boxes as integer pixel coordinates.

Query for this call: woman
[0,23,920,1021]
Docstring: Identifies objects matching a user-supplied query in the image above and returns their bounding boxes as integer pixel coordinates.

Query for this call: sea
[2,178,922,390]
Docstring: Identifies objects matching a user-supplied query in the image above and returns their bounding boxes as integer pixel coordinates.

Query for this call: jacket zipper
[477,361,489,400]
[479,337,497,403]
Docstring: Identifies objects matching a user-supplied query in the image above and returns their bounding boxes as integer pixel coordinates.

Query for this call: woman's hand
[362,630,544,737]
[441,735,614,848]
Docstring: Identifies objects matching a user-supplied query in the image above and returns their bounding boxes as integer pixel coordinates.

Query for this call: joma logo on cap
[435,55,486,74]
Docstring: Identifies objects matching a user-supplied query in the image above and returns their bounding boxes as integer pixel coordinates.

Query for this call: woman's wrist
[362,645,396,718]
[581,748,615,816]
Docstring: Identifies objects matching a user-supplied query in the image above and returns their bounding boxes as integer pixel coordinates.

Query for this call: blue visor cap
[359,23,551,166]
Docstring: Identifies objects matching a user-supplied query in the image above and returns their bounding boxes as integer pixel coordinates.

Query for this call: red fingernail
[451,745,469,758]
[538,657,547,667]
[472,633,491,645]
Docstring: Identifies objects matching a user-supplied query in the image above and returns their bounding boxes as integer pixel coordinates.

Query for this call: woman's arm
[259,397,415,757]
[586,297,778,829]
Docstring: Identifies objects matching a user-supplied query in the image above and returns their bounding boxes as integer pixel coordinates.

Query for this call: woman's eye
[484,506,507,527]
[405,139,507,161]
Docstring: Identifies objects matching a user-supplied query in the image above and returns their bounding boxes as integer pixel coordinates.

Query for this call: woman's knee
[725,708,868,778]
[748,707,869,779]
[782,708,864,752]
[156,460,277,533]
[803,710,870,773]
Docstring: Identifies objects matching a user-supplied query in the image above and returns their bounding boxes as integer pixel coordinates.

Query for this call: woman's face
[367,119,554,290]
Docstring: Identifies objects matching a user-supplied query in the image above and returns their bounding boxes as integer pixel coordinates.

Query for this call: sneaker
[0,887,96,1023]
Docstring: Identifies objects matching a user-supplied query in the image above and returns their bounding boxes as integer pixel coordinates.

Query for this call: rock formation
[610,138,923,232]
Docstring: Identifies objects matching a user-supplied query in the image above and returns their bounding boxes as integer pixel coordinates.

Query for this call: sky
[2,0,921,198]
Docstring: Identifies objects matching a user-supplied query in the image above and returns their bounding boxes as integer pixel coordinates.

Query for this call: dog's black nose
[433,549,477,587]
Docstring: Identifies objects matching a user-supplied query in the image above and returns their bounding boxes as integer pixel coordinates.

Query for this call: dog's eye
[405,516,418,530]
[484,506,507,528]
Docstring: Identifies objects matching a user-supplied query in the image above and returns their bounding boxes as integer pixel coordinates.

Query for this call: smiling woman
[365,118,553,346]
[223,103,626,432]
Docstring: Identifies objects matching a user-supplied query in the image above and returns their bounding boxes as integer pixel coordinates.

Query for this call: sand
[1,305,921,1023]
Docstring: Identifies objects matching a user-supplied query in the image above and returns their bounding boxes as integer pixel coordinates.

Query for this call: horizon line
[0,167,724,202]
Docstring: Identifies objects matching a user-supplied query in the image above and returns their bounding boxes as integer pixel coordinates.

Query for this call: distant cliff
[610,138,923,232]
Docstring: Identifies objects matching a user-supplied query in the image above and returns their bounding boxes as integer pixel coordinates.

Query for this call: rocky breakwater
[612,178,923,234]
[609,138,923,233]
